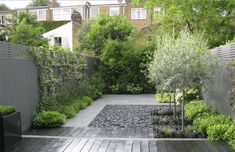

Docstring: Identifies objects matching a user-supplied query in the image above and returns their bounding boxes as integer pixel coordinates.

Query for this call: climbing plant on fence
[28,46,87,111]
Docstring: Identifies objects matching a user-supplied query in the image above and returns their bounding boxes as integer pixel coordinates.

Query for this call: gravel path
[88,105,170,128]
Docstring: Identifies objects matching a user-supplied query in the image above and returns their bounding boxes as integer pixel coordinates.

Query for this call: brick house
[0,0,159,50]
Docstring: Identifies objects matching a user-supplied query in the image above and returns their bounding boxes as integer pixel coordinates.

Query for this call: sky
[0,0,123,9]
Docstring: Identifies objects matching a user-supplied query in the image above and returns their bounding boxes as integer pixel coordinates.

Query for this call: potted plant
[0,105,22,151]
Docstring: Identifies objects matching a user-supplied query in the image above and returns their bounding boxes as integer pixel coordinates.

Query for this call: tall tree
[134,0,235,48]
[28,0,49,6]
[148,30,218,131]
[7,12,47,46]
[0,3,10,11]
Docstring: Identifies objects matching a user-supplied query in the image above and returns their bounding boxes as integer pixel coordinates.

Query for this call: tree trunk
[181,90,185,132]
[173,91,176,121]
[169,93,172,111]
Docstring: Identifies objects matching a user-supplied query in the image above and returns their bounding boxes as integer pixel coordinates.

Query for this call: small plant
[127,84,143,94]
[0,105,16,117]
[110,84,120,94]
[207,124,231,140]
[79,96,93,110]
[184,100,215,121]
[155,93,174,103]
[32,111,66,128]
[160,128,174,138]
[193,115,232,133]
[59,105,76,118]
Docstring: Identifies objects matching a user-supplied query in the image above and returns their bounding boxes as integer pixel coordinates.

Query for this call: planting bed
[88,105,205,138]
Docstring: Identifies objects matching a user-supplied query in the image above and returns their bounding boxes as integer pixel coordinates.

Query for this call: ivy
[28,46,87,111]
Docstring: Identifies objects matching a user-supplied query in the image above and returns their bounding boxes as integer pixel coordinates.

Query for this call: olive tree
[148,30,218,131]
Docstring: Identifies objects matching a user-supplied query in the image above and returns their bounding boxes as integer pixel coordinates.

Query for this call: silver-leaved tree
[148,30,218,131]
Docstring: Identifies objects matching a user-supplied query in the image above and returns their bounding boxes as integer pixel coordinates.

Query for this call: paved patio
[64,94,159,127]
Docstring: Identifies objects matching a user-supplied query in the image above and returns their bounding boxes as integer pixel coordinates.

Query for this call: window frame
[131,8,147,20]
[109,7,120,16]
[89,7,100,19]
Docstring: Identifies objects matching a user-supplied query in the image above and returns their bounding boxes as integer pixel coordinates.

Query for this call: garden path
[64,94,162,127]
[6,94,232,152]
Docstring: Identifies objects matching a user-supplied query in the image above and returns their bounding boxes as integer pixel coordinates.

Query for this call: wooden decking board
[132,140,141,152]
[77,127,90,137]
[5,138,34,152]
[140,140,149,152]
[81,139,96,152]
[149,141,158,152]
[71,139,89,152]
[72,127,84,137]
[135,128,142,138]
[18,138,44,152]
[128,128,136,138]
[97,139,111,152]
[106,140,118,152]
[147,128,154,138]
[141,128,148,138]
[46,138,73,152]
[63,139,82,152]
[33,138,60,152]
[124,140,133,152]
[195,140,212,152]
[89,139,103,152]
[115,140,125,152]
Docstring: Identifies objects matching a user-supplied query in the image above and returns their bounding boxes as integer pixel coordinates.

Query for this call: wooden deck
[5,127,233,152]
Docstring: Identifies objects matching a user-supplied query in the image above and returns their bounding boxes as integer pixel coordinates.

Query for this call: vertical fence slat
[0,41,39,131]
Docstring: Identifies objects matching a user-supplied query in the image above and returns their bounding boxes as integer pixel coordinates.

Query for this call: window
[154,7,161,14]
[90,7,99,19]
[54,37,62,46]
[53,8,71,21]
[109,7,119,16]
[29,9,46,21]
[131,8,146,19]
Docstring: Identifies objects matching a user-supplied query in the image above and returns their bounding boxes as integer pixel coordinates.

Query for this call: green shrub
[193,115,232,133]
[71,99,81,113]
[77,74,105,100]
[155,93,174,103]
[59,105,76,118]
[127,83,143,94]
[110,84,121,94]
[185,100,215,120]
[79,96,93,110]
[0,105,16,117]
[207,124,231,140]
[177,87,201,103]
[32,111,66,128]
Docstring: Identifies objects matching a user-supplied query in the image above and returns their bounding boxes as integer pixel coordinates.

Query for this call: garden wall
[0,41,39,131]
[203,42,235,119]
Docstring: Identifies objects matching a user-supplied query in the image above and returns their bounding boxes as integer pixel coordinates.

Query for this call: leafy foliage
[148,30,218,92]
[78,15,133,55]
[28,0,49,6]
[134,0,235,47]
[32,111,66,128]
[79,15,155,94]
[155,93,174,103]
[184,100,215,121]
[28,46,87,111]
[39,21,69,32]
[193,115,232,133]
[0,3,10,11]
[3,12,48,47]
[0,105,16,117]
[59,105,76,118]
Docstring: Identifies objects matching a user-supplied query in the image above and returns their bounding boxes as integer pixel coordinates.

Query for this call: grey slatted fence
[203,42,235,119]
[0,41,39,131]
